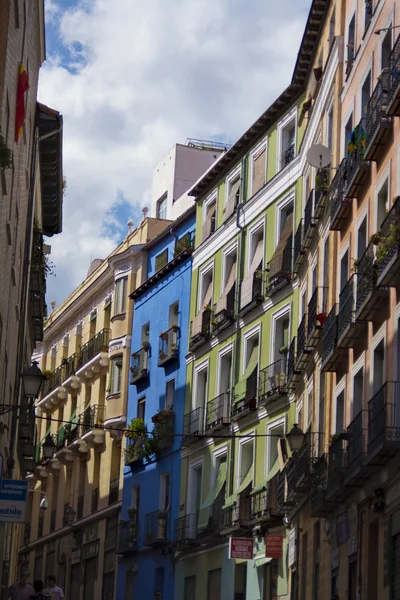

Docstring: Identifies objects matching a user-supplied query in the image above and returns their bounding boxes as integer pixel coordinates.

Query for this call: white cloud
[40,0,310,306]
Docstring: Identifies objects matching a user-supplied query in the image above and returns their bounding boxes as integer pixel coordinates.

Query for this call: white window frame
[221,241,238,296]
[358,58,373,120]
[216,342,233,397]
[374,161,391,231]
[276,107,297,172]
[237,433,255,492]
[203,190,217,225]
[270,303,291,364]
[242,323,261,376]
[249,137,268,197]
[197,260,214,313]
[265,415,286,477]
[332,375,346,435]
[275,191,295,251]
[342,105,354,160]
[247,217,265,271]
[369,321,387,391]
[156,193,168,220]
[351,352,366,419]
[225,165,241,207]
[192,358,209,412]
[187,456,204,515]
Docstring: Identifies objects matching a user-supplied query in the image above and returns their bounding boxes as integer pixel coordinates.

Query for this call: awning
[197,462,227,529]
[241,240,264,307]
[268,215,292,276]
[254,556,273,568]
[237,466,253,495]
[222,494,237,510]
[215,260,236,314]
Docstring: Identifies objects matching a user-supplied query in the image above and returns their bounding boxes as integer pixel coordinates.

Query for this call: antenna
[306,144,331,169]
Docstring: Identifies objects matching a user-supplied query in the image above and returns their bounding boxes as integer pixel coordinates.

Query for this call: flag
[14,64,29,143]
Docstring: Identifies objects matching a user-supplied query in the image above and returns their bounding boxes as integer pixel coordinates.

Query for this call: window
[273,313,290,362]
[225,173,240,221]
[165,379,174,410]
[202,197,217,241]
[160,473,170,511]
[361,72,371,118]
[318,373,326,454]
[189,462,203,514]
[240,224,264,308]
[110,356,122,395]
[137,397,146,420]
[114,277,127,315]
[267,419,285,472]
[156,194,167,220]
[340,249,349,292]
[373,340,385,393]
[184,576,196,600]
[194,364,208,410]
[251,143,267,195]
[155,249,168,272]
[346,14,356,73]
[243,331,259,402]
[335,390,345,434]
[169,301,179,327]
[216,247,236,316]
[364,0,373,31]
[239,440,254,488]
[141,322,150,347]
[381,28,392,73]
[344,113,353,157]
[197,266,213,313]
[352,367,364,418]
[305,381,314,429]
[377,178,389,228]
[280,120,296,168]
[218,349,232,395]
[357,216,368,259]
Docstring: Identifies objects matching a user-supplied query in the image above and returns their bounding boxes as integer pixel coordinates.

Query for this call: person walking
[42,576,64,600]
[4,571,34,600]
[29,581,51,599]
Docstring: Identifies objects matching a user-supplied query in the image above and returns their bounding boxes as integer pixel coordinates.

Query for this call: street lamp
[42,435,56,460]
[286,424,305,453]
[64,506,76,526]
[21,362,45,399]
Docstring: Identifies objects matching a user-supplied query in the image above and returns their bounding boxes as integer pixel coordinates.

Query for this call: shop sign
[336,509,349,547]
[228,537,254,560]
[82,538,100,561]
[265,535,283,559]
[288,528,297,567]
[0,479,27,523]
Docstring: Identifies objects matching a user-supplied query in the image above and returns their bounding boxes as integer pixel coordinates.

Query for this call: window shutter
[224,178,240,221]
[215,260,237,314]
[202,204,216,240]
[252,148,266,195]
[207,569,222,600]
[268,216,293,277]
[240,240,264,308]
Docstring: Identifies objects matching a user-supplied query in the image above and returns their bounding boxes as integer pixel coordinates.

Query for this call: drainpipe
[228,156,247,497]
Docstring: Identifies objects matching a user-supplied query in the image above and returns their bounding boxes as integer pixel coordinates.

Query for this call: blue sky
[40,0,311,306]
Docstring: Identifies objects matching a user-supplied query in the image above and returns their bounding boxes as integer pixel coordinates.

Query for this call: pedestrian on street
[42,576,64,600]
[4,571,34,600]
[29,581,51,599]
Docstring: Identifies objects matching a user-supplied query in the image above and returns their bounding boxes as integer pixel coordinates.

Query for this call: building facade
[117,208,195,600]
[22,217,169,600]
[0,0,63,589]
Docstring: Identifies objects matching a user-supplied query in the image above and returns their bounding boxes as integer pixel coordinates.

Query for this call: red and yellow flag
[15,63,29,143]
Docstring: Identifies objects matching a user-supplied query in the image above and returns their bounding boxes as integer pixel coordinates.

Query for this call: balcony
[212,284,236,335]
[205,392,230,434]
[174,514,197,548]
[196,503,223,542]
[220,496,251,536]
[258,359,287,411]
[345,410,368,486]
[286,433,321,506]
[231,377,258,422]
[337,276,364,349]
[365,73,392,161]
[266,241,292,296]
[303,189,318,247]
[62,353,80,388]
[307,287,327,347]
[282,143,295,168]
[249,478,282,527]
[117,520,137,555]
[287,337,301,391]
[366,381,400,466]
[40,365,67,407]
[293,220,305,276]
[239,269,265,315]
[376,196,400,287]
[109,477,119,504]
[174,231,195,257]
[345,120,370,200]
[189,307,212,352]
[91,487,99,512]
[76,328,110,379]
[124,440,143,467]
[130,347,149,384]
[321,305,345,372]
[182,407,204,447]
[310,456,329,518]
[325,436,349,502]
[144,510,168,547]
[80,405,106,446]
[295,314,312,370]
[355,243,387,322]
[330,159,352,231]
[387,33,400,116]
[158,326,179,366]
[314,171,329,219]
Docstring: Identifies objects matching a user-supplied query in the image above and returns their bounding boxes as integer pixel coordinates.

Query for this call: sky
[39,0,311,307]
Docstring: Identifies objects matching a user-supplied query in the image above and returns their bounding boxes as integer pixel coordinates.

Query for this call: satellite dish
[306,144,331,168]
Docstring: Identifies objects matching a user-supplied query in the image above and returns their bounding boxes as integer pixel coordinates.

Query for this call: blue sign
[0,479,28,523]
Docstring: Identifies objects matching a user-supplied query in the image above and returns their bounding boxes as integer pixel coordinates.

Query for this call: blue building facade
[116,208,195,600]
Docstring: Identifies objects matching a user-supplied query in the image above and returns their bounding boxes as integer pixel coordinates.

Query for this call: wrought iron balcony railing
[326,436,347,501]
[345,410,366,478]
[295,313,311,369]
[189,307,212,351]
[307,286,328,345]
[293,220,304,274]
[205,392,230,433]
[287,337,300,390]
[321,304,338,370]
[80,405,105,436]
[376,195,400,287]
[240,269,265,312]
[182,407,204,446]
[258,359,287,404]
[144,510,169,546]
[337,276,356,346]
[77,328,111,370]
[330,159,351,230]
[42,365,64,398]
[175,514,197,545]
[130,347,149,383]
[266,241,292,295]
[282,143,295,167]
[63,353,79,380]
[310,455,328,517]
[117,520,137,554]
[158,326,179,366]
[196,503,223,537]
[304,189,318,243]
[212,283,236,333]
[365,72,392,160]
[355,242,386,322]
[367,381,400,464]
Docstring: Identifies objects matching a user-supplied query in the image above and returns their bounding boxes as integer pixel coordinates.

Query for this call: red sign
[229,537,254,560]
[265,534,283,558]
